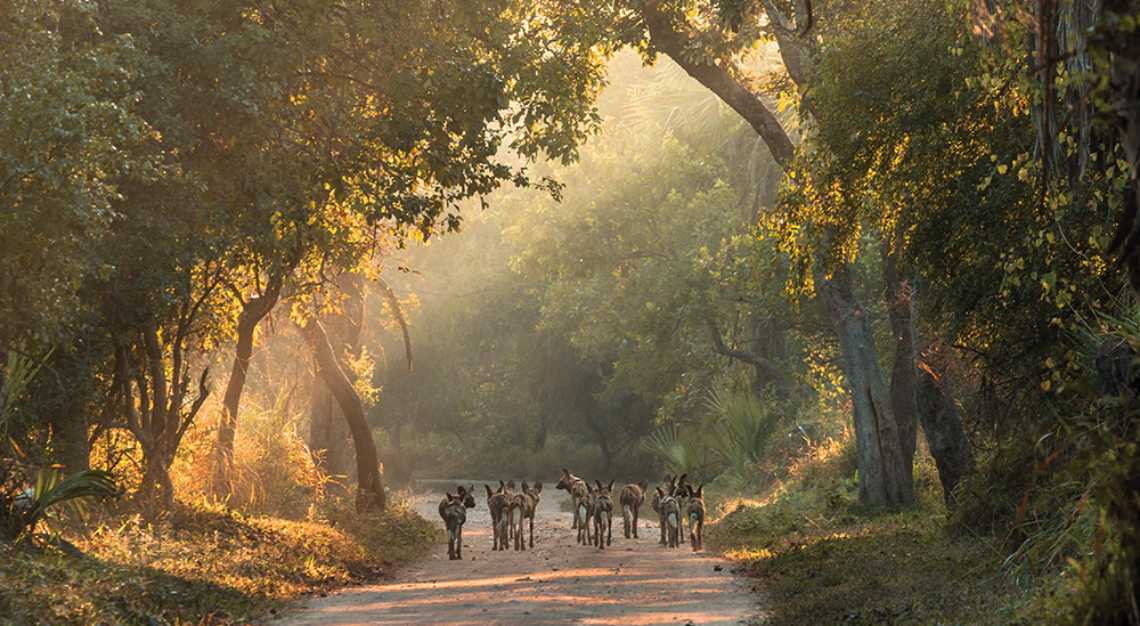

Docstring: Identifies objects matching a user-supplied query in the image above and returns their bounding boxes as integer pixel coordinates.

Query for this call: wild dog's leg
[529,512,534,548]
[622,503,631,539]
[607,513,612,546]
[633,504,640,539]
[457,524,463,560]
[491,509,498,551]
[679,505,686,544]
[659,512,666,545]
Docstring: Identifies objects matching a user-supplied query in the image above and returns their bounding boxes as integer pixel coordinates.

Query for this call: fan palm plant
[1,465,118,542]
[706,387,780,477]
[2,349,117,542]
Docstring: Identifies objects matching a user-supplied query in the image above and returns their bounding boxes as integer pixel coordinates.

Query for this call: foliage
[0,466,118,542]
[0,497,436,625]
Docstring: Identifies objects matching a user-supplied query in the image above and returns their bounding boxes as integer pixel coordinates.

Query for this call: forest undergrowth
[706,433,1077,626]
[0,408,438,626]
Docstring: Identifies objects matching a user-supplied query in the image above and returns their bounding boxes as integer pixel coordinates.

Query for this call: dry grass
[0,497,438,625]
[705,437,1065,625]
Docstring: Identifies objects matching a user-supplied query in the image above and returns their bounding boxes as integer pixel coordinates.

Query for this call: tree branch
[639,2,796,168]
[377,277,413,372]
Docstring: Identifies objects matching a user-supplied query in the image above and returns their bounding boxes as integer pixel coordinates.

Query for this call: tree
[577,0,917,506]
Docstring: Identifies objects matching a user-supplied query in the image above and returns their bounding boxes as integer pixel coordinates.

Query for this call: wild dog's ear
[656,486,665,498]
[522,480,529,491]
[664,473,673,484]
[507,479,516,489]
[678,473,688,487]
[638,479,648,490]
[457,485,467,497]
[561,468,570,477]
[696,484,704,498]
[485,484,494,499]
[468,484,475,496]
[608,480,615,492]
[534,481,542,493]
[594,480,602,491]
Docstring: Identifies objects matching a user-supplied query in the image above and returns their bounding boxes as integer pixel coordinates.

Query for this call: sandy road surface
[276,481,760,625]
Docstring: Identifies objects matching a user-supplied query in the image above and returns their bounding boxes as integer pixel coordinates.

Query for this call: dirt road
[277,482,760,625]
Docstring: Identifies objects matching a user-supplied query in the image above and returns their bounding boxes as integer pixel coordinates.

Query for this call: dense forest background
[2,0,1140,624]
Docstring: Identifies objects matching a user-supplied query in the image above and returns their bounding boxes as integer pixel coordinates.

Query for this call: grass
[705,439,1065,625]
[0,497,438,625]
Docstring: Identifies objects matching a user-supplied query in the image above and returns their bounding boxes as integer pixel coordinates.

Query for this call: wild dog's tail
[622,504,632,522]
[667,511,678,529]
[689,510,699,525]
[601,510,609,527]
[578,502,588,524]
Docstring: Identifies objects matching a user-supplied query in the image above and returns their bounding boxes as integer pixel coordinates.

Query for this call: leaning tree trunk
[309,373,354,480]
[915,367,974,506]
[305,319,385,512]
[211,280,282,497]
[818,265,914,508]
[307,275,365,482]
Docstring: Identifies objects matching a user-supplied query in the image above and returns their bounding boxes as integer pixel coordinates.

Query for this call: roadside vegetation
[3,0,1139,624]
[0,499,435,625]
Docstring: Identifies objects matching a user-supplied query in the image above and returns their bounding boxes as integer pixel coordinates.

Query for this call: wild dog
[684,483,706,551]
[439,485,475,560]
[651,474,676,545]
[675,474,690,544]
[655,485,681,548]
[485,481,511,551]
[619,480,648,539]
[438,485,475,560]
[557,469,591,544]
[592,480,614,549]
[511,480,542,550]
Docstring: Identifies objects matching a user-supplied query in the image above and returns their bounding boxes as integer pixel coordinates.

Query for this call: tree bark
[881,240,918,497]
[306,319,385,512]
[49,407,89,473]
[818,265,914,507]
[212,278,282,497]
[915,366,974,506]
[309,374,353,479]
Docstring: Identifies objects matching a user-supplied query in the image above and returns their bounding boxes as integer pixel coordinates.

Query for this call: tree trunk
[140,447,175,510]
[309,375,353,479]
[49,408,89,473]
[212,281,281,497]
[818,264,913,507]
[881,241,918,497]
[915,366,974,507]
[306,319,385,512]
